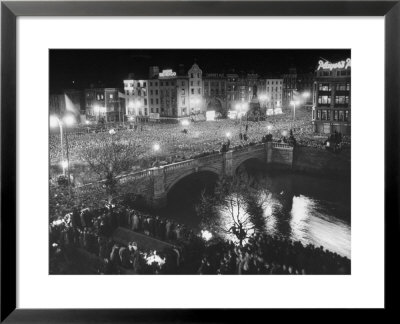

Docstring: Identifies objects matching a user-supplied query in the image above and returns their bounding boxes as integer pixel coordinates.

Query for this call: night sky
[50,49,350,93]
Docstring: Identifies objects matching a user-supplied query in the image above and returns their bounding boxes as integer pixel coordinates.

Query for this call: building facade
[123,79,149,118]
[312,58,351,135]
[265,79,283,114]
[187,63,204,114]
[85,88,124,123]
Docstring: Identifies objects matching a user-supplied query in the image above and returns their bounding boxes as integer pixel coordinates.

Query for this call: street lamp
[50,114,75,196]
[153,143,160,166]
[267,125,272,134]
[226,132,231,138]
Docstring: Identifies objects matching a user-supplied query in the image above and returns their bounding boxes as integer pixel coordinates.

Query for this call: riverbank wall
[292,146,351,177]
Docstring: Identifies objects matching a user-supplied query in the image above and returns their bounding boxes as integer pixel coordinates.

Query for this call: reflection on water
[163,170,351,259]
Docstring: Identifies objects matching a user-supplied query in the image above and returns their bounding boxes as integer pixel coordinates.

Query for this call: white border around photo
[17,17,384,308]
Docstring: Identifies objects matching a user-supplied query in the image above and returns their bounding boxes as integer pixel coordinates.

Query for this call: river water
[160,169,351,259]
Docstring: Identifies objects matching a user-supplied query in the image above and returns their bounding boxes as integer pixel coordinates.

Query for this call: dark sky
[49,49,350,93]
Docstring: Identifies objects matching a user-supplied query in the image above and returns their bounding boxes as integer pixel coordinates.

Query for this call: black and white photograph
[48,49,351,275]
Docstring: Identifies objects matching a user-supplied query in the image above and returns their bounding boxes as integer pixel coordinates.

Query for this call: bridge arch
[234,156,266,175]
[165,166,220,195]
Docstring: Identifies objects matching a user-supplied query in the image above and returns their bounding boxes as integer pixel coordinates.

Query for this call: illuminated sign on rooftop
[159,69,177,78]
[317,58,351,71]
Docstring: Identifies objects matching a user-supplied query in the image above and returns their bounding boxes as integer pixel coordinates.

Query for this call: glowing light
[153,143,160,151]
[109,129,116,135]
[85,120,90,125]
[290,100,299,106]
[145,251,166,266]
[282,130,288,137]
[228,110,238,119]
[51,219,64,226]
[317,58,351,71]
[201,230,213,241]
[61,160,68,169]
[159,69,176,78]
[206,110,215,121]
[63,115,75,126]
[181,119,190,126]
[302,92,310,98]
[267,125,272,131]
[258,94,268,101]
[226,132,231,138]
[50,116,60,128]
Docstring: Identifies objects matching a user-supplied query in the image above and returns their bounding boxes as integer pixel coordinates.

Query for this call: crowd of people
[50,110,350,168]
[49,201,350,275]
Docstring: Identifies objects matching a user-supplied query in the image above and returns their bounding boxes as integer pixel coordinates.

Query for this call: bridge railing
[272,142,293,149]
[75,142,287,190]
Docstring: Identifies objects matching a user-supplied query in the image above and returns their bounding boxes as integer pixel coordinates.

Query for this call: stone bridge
[76,142,294,208]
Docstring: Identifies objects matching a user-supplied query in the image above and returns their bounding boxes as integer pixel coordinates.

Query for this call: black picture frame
[1,0,399,322]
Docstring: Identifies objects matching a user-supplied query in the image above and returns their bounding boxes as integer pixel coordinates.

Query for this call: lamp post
[50,115,75,197]
[153,143,160,166]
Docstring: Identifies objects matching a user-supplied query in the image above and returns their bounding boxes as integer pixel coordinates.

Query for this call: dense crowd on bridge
[49,202,350,275]
[50,111,350,170]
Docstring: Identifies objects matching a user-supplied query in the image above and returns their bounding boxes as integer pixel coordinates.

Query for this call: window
[339,110,344,121]
[197,73,200,78]
[156,99,159,104]
[144,99,147,105]
[109,94,113,99]
[198,89,201,94]
[334,110,338,121]
[191,81,193,86]
[151,108,154,113]
[318,96,331,104]
[191,89,194,94]
[182,97,185,105]
[321,110,327,120]
[150,90,153,95]
[143,82,146,87]
[345,111,349,121]
[335,95,349,104]
[155,90,158,95]
[319,84,331,91]
[336,83,347,91]
[197,81,200,86]
[191,73,194,78]
[312,110,315,120]
[166,82,169,86]
[156,108,159,113]
[181,81,184,86]
[327,110,331,120]
[150,82,153,86]
[317,110,321,120]
[160,82,163,86]
[181,89,185,95]
[96,94,100,100]
[151,99,154,105]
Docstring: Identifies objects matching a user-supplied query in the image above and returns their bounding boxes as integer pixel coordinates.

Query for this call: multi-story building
[203,73,227,114]
[85,88,124,123]
[312,58,351,134]
[265,78,283,114]
[158,69,190,117]
[188,63,203,114]
[123,79,149,119]
[148,79,160,115]
[282,68,297,108]
[296,72,314,107]
[282,68,315,108]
